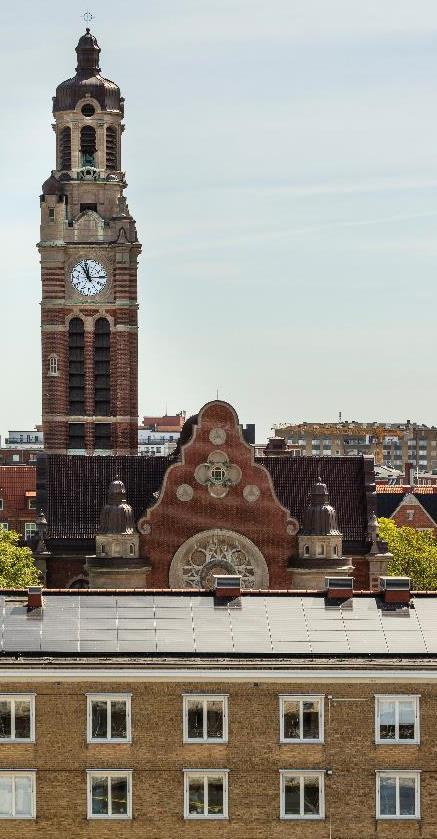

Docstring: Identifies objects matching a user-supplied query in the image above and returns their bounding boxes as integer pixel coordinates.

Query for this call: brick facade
[39,31,140,455]
[0,672,435,837]
[0,466,36,540]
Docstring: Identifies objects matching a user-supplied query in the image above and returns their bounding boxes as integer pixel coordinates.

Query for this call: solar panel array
[0,594,435,656]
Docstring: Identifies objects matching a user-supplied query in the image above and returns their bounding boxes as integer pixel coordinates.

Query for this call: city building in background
[138,412,186,456]
[273,420,437,472]
[0,466,37,541]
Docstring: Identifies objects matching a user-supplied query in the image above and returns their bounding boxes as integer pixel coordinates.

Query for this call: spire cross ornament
[83,10,94,24]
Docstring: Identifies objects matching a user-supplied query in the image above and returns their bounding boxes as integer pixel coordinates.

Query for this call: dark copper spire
[53,30,122,114]
[75,28,101,75]
[301,477,342,536]
[99,478,135,535]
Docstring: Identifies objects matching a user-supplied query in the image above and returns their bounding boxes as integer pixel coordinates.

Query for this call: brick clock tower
[38,29,140,454]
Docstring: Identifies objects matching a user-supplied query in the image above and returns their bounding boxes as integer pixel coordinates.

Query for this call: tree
[0,529,41,589]
[378,517,437,590]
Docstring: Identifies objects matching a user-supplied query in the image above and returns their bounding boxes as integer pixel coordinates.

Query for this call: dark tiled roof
[0,590,435,657]
[38,454,170,542]
[377,492,437,525]
[257,456,369,545]
[39,453,370,549]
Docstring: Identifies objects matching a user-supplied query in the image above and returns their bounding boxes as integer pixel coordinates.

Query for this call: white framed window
[280,696,324,743]
[24,523,37,541]
[28,498,37,510]
[183,770,228,819]
[376,771,420,819]
[183,695,228,743]
[87,694,131,743]
[375,696,419,744]
[0,500,3,511]
[47,354,59,376]
[280,770,325,820]
[0,771,36,819]
[87,770,132,819]
[0,696,34,743]
[0,523,8,532]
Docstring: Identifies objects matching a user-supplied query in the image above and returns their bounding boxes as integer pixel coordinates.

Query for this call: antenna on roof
[339,411,342,423]
[216,387,219,400]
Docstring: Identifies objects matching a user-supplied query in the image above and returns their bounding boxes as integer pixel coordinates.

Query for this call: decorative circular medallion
[208,450,228,464]
[243,484,261,503]
[286,517,300,536]
[137,517,151,535]
[208,484,228,499]
[176,484,194,502]
[209,428,227,445]
[169,529,269,590]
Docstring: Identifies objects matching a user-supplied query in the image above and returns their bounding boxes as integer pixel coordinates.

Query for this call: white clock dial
[71,259,108,296]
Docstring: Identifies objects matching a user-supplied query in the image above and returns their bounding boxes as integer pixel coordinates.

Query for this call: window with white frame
[280,771,325,820]
[87,770,132,819]
[24,523,37,541]
[184,770,228,819]
[280,696,324,743]
[0,772,36,819]
[0,523,8,532]
[87,694,131,743]
[376,771,420,819]
[183,695,228,743]
[375,696,419,744]
[0,695,34,742]
[0,500,3,511]
[48,354,59,376]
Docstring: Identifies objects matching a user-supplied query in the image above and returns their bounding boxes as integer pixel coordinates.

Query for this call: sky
[1,0,437,442]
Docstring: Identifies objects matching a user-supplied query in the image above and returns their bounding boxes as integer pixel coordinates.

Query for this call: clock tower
[38,29,140,454]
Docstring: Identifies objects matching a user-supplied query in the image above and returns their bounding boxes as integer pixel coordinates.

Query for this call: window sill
[281,815,324,821]
[88,815,131,820]
[377,816,420,821]
[375,740,420,746]
[183,739,228,745]
[185,815,228,820]
[87,739,132,745]
[280,739,324,745]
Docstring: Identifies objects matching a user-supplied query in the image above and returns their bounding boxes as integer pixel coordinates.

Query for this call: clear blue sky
[1,0,437,441]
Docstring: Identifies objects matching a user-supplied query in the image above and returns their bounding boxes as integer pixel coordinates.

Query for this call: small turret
[87,479,150,588]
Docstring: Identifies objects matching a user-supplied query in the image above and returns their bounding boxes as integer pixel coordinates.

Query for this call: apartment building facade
[0,584,436,836]
[274,420,437,472]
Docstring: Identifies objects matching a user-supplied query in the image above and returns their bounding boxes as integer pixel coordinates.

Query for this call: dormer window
[333,545,338,556]
[317,543,325,556]
[304,545,310,556]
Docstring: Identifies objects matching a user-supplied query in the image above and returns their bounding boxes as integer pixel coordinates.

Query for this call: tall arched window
[106,126,117,170]
[59,126,71,170]
[69,318,85,414]
[80,125,96,167]
[47,354,59,376]
[94,318,110,416]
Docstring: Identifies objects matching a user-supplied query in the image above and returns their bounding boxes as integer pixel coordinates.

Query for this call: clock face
[70,259,108,296]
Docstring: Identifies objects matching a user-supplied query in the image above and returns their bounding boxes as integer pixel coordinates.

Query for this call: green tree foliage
[378,517,437,590]
[0,529,41,589]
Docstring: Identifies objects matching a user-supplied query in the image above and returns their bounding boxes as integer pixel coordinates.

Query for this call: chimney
[214,574,242,599]
[405,462,414,487]
[27,586,43,611]
[379,576,411,604]
[325,576,353,601]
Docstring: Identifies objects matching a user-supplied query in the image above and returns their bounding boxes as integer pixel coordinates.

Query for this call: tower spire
[75,28,101,75]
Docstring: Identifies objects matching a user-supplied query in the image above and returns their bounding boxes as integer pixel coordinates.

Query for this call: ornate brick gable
[137,401,297,588]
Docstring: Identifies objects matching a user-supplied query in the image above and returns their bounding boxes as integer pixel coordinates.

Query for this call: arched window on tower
[59,126,71,170]
[47,354,59,376]
[106,126,117,170]
[94,318,110,416]
[80,125,96,167]
[69,318,85,415]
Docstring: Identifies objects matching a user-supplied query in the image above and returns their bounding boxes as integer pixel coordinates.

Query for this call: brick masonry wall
[140,402,294,588]
[0,676,435,837]
[392,502,437,536]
